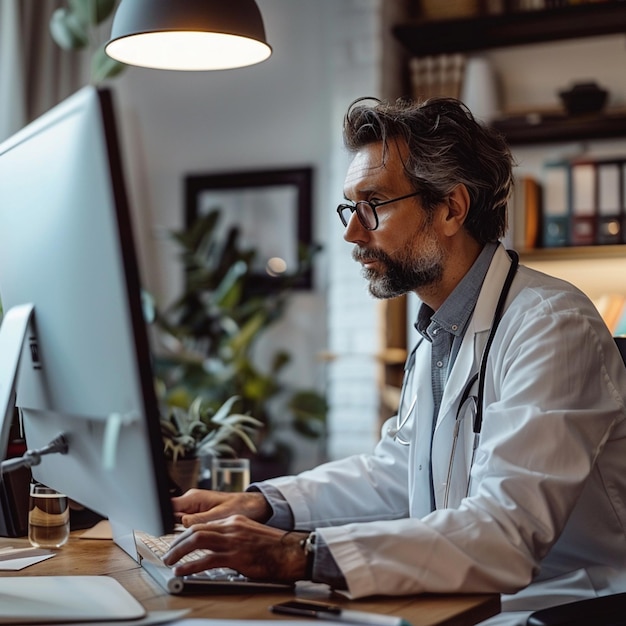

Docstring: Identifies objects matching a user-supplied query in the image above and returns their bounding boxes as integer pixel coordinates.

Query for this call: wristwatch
[301,531,317,579]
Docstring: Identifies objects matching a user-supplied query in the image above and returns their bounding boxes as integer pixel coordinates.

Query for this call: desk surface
[0,532,500,626]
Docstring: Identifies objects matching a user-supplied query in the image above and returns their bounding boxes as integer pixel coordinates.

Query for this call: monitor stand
[0,304,148,563]
[0,304,69,476]
[0,304,36,469]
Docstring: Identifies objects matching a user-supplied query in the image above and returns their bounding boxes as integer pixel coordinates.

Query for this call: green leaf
[288,390,328,419]
[91,45,127,83]
[288,390,328,439]
[141,290,156,324]
[49,7,89,50]
[211,396,240,424]
[69,0,118,26]
[229,310,267,355]
[213,261,248,307]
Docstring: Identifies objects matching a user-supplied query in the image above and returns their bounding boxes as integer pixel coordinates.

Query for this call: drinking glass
[211,458,250,492]
[28,482,70,548]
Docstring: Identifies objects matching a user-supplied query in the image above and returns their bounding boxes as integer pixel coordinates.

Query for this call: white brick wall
[324,0,385,460]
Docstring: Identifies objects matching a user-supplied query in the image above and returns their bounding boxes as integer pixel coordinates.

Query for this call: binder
[614,300,626,337]
[570,162,596,246]
[593,294,626,334]
[542,162,570,247]
[622,162,626,245]
[511,175,541,250]
[597,162,622,245]
[604,294,626,333]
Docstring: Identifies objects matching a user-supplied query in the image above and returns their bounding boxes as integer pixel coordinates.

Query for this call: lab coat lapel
[431,246,515,509]
[408,339,436,518]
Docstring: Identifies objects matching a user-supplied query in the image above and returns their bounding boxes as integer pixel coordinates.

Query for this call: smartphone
[269,600,341,618]
[269,600,406,626]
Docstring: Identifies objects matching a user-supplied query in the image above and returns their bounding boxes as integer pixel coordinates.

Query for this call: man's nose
[343,211,369,244]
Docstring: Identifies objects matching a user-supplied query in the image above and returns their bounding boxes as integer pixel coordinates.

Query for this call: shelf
[491,109,626,145]
[520,244,626,262]
[393,3,626,57]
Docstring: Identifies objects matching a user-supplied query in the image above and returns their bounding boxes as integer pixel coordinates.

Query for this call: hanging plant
[49,0,126,83]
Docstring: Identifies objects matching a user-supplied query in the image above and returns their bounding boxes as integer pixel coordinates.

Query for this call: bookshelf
[392,1,626,257]
[377,2,626,418]
[519,244,626,263]
[392,2,626,146]
[393,3,626,58]
[491,110,626,146]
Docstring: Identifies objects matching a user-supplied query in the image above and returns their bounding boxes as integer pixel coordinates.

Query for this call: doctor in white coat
[164,97,626,626]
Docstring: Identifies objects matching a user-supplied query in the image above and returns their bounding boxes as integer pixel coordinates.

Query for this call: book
[509,175,541,250]
[594,294,626,334]
[410,54,464,101]
[622,161,626,245]
[606,295,626,333]
[613,300,626,337]
[542,161,570,248]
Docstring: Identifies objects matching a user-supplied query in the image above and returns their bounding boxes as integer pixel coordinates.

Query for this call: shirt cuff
[313,533,349,590]
[247,483,294,529]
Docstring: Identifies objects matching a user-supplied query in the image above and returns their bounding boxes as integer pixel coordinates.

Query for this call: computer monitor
[0,86,174,552]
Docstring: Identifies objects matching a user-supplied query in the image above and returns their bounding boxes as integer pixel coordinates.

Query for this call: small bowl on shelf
[558,82,609,116]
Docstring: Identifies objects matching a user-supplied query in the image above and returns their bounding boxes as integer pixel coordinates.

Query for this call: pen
[315,607,410,626]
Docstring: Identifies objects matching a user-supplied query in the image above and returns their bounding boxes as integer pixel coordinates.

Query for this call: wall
[110,4,626,471]
[324,1,386,460]
[111,0,387,469]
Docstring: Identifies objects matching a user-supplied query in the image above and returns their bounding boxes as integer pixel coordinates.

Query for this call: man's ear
[441,184,470,236]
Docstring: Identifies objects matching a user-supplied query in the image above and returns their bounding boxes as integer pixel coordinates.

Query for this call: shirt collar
[416,242,499,342]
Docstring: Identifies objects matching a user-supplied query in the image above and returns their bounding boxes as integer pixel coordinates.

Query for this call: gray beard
[355,247,444,299]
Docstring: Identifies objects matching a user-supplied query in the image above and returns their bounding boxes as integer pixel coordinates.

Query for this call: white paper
[0,546,55,570]
[31,610,190,626]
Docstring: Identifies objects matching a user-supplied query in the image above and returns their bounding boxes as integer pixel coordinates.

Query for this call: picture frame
[184,167,313,290]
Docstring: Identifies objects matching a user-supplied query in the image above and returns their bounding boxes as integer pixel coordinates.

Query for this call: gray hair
[342,97,515,244]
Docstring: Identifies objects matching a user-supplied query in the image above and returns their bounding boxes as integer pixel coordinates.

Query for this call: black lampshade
[105,0,272,71]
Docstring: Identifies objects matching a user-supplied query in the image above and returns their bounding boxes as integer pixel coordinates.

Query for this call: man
[163,97,626,625]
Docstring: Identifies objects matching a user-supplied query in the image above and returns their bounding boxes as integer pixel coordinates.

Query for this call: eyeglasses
[336,190,421,231]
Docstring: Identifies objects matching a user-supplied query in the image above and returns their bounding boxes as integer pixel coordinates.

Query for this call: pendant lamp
[105,0,272,71]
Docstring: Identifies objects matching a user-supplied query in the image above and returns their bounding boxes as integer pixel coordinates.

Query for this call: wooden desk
[0,532,500,626]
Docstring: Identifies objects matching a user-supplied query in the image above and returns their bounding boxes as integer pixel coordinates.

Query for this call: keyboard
[134,529,293,595]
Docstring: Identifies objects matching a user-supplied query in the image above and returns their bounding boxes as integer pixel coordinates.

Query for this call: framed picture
[185,167,313,290]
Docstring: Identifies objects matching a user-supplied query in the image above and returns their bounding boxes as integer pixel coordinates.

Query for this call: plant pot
[167,457,201,494]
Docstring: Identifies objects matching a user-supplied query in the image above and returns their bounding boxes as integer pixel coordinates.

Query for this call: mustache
[352,247,390,264]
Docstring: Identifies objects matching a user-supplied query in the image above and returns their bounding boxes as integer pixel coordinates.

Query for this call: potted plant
[159,390,262,493]
[151,209,328,480]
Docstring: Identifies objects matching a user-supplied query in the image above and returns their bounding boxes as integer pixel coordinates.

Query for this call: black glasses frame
[336,190,422,231]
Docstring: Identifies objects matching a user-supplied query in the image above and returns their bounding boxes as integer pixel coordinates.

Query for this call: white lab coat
[265,245,626,624]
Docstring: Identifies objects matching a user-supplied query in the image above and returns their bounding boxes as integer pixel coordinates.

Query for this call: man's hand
[171,489,273,526]
[162,515,308,583]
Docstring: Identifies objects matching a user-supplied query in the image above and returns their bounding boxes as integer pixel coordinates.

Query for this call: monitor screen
[0,86,174,544]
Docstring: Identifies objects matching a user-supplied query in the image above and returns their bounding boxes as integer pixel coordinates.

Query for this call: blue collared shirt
[414,242,498,509]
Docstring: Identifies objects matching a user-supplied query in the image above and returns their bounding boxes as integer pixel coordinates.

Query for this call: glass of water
[28,482,70,548]
[211,458,250,492]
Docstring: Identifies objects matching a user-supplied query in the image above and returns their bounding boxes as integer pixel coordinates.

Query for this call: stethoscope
[389,249,520,507]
